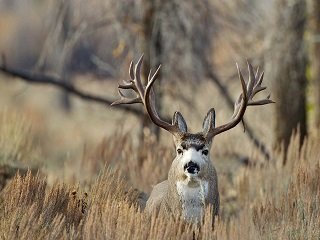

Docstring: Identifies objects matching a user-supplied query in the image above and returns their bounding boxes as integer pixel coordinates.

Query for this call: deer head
[112,55,273,222]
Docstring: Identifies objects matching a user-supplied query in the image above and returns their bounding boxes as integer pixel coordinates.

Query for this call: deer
[111,55,274,223]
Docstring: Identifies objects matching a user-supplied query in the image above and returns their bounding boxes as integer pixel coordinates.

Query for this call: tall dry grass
[0,111,319,239]
[0,109,40,165]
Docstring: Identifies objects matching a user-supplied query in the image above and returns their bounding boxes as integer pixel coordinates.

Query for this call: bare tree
[35,0,82,112]
[35,0,113,112]
[265,0,307,162]
[307,0,320,135]
[139,0,163,139]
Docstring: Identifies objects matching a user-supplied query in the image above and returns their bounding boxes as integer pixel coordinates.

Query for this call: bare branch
[0,65,143,116]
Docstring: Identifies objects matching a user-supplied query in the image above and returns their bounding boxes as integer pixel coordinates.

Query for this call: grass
[0,109,40,165]
[0,105,319,239]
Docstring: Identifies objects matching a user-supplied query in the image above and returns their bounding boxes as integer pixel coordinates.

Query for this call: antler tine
[143,64,182,134]
[134,55,146,98]
[117,61,136,90]
[248,97,275,106]
[247,62,256,98]
[255,66,260,79]
[129,60,134,80]
[112,55,182,135]
[206,61,274,139]
[111,55,145,106]
[248,68,275,106]
[237,63,248,102]
[111,89,142,105]
[147,65,161,85]
[252,71,266,96]
[118,79,136,90]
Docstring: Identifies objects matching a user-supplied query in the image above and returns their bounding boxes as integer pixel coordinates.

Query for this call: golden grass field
[0,1,319,239]
[0,73,319,239]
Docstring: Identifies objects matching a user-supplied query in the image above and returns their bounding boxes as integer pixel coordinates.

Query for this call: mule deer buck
[112,55,273,223]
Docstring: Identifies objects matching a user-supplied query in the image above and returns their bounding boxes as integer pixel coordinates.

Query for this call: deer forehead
[175,133,209,149]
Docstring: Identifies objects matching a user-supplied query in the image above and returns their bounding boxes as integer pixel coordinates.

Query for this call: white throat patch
[176,180,208,223]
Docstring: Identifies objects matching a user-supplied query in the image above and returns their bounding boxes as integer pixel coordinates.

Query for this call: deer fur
[145,110,219,223]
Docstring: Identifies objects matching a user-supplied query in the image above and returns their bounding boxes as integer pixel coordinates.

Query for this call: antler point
[138,54,144,63]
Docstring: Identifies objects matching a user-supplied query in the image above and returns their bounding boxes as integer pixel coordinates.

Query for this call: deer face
[169,109,216,185]
[173,134,211,183]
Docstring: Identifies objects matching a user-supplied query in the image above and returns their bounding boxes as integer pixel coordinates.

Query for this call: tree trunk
[58,0,72,112]
[140,0,163,141]
[307,0,320,136]
[35,0,74,112]
[265,0,307,162]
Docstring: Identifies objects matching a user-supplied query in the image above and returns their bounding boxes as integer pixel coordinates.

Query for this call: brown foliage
[0,132,320,239]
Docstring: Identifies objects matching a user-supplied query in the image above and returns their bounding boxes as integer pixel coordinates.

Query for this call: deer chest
[176,180,208,222]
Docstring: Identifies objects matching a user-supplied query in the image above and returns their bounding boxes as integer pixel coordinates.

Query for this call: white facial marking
[181,148,205,165]
[176,180,208,223]
[179,148,207,178]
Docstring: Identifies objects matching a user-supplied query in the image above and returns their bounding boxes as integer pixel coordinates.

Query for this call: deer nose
[184,161,200,174]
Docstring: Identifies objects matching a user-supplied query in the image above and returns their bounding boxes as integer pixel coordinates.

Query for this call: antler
[206,62,274,139]
[111,55,182,135]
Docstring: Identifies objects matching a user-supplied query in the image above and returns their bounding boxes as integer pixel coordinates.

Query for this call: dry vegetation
[0,105,319,239]
[0,1,319,239]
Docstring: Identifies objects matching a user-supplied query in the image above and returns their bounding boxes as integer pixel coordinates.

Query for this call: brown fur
[145,133,220,221]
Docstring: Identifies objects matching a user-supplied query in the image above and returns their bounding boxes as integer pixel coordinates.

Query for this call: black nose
[184,161,200,174]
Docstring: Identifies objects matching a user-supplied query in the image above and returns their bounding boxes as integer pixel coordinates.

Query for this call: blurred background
[0,0,319,190]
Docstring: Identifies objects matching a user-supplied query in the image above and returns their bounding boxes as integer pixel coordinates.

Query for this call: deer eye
[202,150,209,156]
[177,149,183,155]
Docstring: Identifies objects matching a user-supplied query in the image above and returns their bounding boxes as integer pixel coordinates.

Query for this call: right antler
[111,55,182,135]
[205,62,274,139]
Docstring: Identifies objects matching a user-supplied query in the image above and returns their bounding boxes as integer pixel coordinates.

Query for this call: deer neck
[166,162,211,223]
[176,179,208,223]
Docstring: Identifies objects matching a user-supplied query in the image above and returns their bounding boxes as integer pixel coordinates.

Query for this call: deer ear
[172,111,187,133]
[202,108,215,135]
